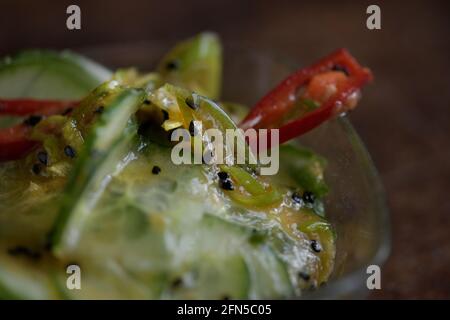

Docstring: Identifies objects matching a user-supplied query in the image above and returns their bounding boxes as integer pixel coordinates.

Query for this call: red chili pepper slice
[0,98,78,162]
[239,48,372,149]
[0,124,37,161]
[273,71,370,147]
[240,48,372,131]
[0,98,77,116]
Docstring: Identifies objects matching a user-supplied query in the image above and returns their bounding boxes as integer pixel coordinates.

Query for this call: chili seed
[292,192,302,204]
[37,151,48,166]
[311,240,322,253]
[152,165,161,175]
[332,64,349,76]
[166,60,180,71]
[64,145,76,158]
[32,163,41,175]
[24,115,42,126]
[303,191,315,204]
[185,96,198,110]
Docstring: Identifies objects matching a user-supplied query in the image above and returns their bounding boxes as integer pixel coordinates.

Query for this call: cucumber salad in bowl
[0,33,372,299]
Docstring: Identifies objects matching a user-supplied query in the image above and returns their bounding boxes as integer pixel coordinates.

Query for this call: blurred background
[1,0,449,299]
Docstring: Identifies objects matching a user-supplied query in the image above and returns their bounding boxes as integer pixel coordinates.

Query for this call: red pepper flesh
[0,98,77,116]
[0,98,78,162]
[240,48,372,131]
[0,125,37,161]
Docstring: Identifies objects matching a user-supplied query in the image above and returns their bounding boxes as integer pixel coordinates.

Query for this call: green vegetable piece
[51,88,146,256]
[222,166,266,195]
[157,32,222,99]
[0,50,111,99]
[279,144,329,197]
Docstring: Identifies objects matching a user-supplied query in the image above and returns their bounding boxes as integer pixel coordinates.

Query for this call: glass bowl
[80,41,391,299]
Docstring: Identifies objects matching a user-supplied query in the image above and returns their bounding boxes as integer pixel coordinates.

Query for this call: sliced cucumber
[51,88,146,256]
[157,32,222,99]
[0,248,60,299]
[278,144,329,198]
[165,215,251,299]
[0,50,111,99]
[244,244,294,299]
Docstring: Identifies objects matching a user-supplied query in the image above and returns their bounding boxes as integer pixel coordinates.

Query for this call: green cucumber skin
[0,50,111,99]
[157,32,222,99]
[51,88,146,256]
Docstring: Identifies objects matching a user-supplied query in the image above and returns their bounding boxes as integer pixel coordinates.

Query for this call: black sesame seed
[32,163,41,175]
[292,192,302,204]
[219,179,234,191]
[37,151,48,166]
[332,64,349,76]
[298,272,311,281]
[185,97,198,110]
[217,171,234,190]
[166,60,180,71]
[221,295,231,300]
[311,240,322,253]
[171,277,183,289]
[152,165,161,175]
[23,115,42,126]
[303,191,315,204]
[217,171,229,181]
[143,99,151,105]
[161,110,169,120]
[94,106,104,114]
[64,145,76,158]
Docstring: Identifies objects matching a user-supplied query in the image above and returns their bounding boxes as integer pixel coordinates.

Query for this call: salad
[0,33,372,299]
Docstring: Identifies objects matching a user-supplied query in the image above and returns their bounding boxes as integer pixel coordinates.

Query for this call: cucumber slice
[0,247,60,299]
[244,244,294,299]
[0,50,111,99]
[278,144,329,198]
[157,32,222,99]
[51,88,146,256]
[165,215,251,299]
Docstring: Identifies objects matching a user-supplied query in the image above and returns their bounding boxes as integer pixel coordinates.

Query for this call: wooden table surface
[1,0,449,299]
